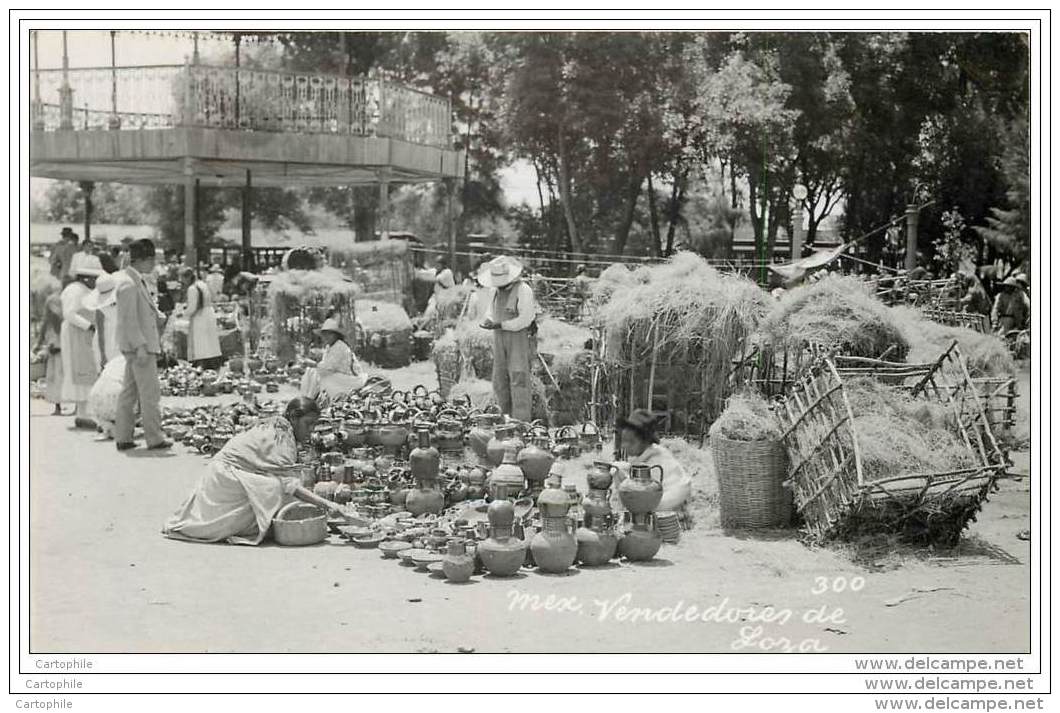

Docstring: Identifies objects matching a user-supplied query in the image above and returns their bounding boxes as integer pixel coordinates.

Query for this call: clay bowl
[351,533,385,549]
[379,541,413,559]
[337,525,374,540]
[427,562,446,578]
[397,548,423,566]
[412,552,443,572]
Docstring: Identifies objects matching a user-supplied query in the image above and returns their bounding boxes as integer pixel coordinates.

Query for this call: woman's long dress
[162,416,302,545]
[59,282,99,404]
[299,339,364,400]
[42,294,64,405]
[186,281,222,362]
[89,354,125,437]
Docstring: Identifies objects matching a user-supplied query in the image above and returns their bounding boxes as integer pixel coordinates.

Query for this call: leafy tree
[974,117,1030,272]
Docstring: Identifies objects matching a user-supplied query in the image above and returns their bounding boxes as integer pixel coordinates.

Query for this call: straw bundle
[596,252,769,430]
[761,274,909,360]
[708,391,783,442]
[890,306,1014,377]
[267,268,359,361]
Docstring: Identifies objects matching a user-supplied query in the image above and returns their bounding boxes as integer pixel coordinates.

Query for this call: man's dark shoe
[147,440,173,451]
[116,441,137,451]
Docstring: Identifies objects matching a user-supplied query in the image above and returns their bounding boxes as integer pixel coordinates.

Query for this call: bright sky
[31,30,539,206]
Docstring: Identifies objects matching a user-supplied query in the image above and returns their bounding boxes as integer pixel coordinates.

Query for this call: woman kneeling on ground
[163,397,332,545]
[611,409,693,518]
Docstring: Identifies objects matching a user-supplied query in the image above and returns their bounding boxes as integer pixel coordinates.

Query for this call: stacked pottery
[441,540,475,583]
[477,500,527,577]
[486,424,523,468]
[465,466,488,500]
[530,477,578,574]
[405,428,444,517]
[617,463,664,562]
[488,444,525,501]
[517,433,555,498]
[576,462,619,566]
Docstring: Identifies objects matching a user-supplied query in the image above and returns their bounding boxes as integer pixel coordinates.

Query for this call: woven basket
[710,433,792,529]
[271,502,328,546]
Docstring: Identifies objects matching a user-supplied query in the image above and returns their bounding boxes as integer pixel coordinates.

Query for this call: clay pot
[551,426,581,460]
[405,487,444,517]
[619,524,662,562]
[587,461,615,492]
[468,415,497,462]
[409,429,440,483]
[517,437,555,492]
[486,424,523,468]
[442,541,475,583]
[228,357,244,374]
[488,444,525,501]
[618,464,664,515]
[477,500,527,577]
[246,357,263,372]
[433,410,465,452]
[576,527,619,567]
[465,467,488,500]
[333,484,353,505]
[530,479,577,573]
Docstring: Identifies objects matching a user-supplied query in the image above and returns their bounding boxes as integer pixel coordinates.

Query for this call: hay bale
[596,252,769,426]
[891,306,1015,377]
[356,299,413,368]
[761,274,908,360]
[267,268,359,362]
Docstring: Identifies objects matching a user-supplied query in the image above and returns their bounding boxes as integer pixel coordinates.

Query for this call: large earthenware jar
[478,500,527,577]
[530,478,578,574]
[405,429,444,517]
[618,524,662,562]
[517,436,554,496]
[576,465,618,566]
[442,540,475,583]
[488,444,525,501]
[486,424,523,468]
[618,464,664,515]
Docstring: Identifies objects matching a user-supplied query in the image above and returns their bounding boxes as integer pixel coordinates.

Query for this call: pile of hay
[596,252,769,429]
[890,306,1015,377]
[435,284,473,323]
[356,299,413,368]
[267,268,359,361]
[664,436,720,530]
[709,391,783,442]
[760,274,909,360]
[431,320,494,396]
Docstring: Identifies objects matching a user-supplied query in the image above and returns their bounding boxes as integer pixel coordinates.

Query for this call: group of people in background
[37,227,236,452]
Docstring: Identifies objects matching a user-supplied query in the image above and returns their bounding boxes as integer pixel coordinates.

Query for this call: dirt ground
[27,362,1032,653]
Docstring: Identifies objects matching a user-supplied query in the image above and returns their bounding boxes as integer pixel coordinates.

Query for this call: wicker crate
[777,342,1007,546]
[921,308,990,334]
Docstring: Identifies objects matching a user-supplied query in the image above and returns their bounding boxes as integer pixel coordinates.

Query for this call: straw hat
[1001,276,1022,289]
[83,273,119,310]
[478,256,524,289]
[316,317,346,340]
[72,253,103,277]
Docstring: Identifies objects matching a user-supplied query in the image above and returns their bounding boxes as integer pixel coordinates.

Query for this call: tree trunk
[352,185,377,242]
[664,169,687,256]
[646,174,661,258]
[614,173,643,256]
[556,126,582,253]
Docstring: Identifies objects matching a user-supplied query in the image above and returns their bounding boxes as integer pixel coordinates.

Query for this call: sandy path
[27,364,1031,654]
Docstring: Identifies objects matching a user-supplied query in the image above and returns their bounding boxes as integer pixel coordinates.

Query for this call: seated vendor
[611,409,692,516]
[299,317,366,402]
[163,397,321,545]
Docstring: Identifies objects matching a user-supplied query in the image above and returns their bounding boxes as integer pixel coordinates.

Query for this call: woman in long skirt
[60,254,102,427]
[35,291,65,414]
[182,268,222,369]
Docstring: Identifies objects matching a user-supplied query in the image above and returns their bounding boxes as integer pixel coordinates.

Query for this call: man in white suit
[113,239,171,451]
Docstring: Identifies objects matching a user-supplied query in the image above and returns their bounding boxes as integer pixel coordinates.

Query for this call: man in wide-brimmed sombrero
[478,255,539,421]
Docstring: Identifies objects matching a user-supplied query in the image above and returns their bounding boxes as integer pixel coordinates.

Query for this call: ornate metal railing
[30,63,452,148]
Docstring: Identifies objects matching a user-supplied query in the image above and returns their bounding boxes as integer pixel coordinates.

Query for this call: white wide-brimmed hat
[316,317,346,340]
[72,253,104,277]
[478,256,524,289]
[83,273,119,310]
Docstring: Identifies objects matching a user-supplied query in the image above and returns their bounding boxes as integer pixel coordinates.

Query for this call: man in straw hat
[60,252,104,427]
[991,275,1030,335]
[114,238,171,452]
[299,316,365,402]
[478,255,539,422]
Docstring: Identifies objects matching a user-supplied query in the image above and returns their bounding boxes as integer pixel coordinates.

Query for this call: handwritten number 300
[812,576,865,595]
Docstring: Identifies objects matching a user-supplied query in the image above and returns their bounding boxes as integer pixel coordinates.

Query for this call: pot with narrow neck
[577,464,617,566]
[517,436,555,496]
[442,540,475,583]
[489,443,525,501]
[405,429,443,517]
[618,463,664,515]
[477,500,527,577]
[468,414,498,463]
[486,424,523,468]
[530,478,578,574]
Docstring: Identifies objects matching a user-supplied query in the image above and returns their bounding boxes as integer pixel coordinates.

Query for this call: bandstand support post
[183,159,196,267]
[242,169,253,271]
